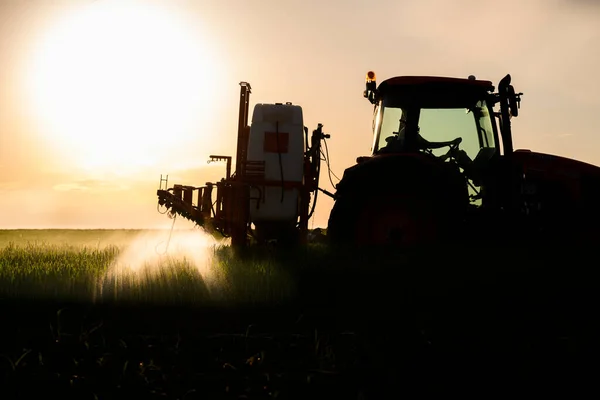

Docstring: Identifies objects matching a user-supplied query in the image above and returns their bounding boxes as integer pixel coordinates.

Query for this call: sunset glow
[24,0,222,174]
[1,0,599,229]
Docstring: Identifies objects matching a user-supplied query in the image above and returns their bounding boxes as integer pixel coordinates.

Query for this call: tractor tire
[355,194,441,247]
[327,153,469,251]
[327,189,456,250]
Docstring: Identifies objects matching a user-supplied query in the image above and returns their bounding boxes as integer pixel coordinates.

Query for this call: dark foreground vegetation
[1,230,599,398]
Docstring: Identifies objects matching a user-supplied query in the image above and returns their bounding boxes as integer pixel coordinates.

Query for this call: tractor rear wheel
[327,153,468,251]
[354,194,440,247]
[328,190,457,250]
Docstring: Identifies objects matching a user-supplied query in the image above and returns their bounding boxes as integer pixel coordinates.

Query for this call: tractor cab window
[374,106,409,153]
[373,100,496,161]
[418,101,495,161]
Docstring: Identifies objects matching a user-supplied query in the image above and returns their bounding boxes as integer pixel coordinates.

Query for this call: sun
[25,0,224,174]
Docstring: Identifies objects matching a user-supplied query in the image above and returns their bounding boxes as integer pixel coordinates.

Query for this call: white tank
[246,103,305,223]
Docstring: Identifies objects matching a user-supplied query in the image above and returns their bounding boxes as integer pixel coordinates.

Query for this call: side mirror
[507,85,519,117]
[498,74,522,118]
[364,71,378,104]
[497,74,523,155]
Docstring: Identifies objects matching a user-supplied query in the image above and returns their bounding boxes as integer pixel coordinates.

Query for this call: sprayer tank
[246,103,305,223]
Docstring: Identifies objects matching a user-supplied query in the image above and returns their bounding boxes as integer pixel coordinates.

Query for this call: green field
[0,229,303,305]
[0,228,592,305]
[0,229,596,397]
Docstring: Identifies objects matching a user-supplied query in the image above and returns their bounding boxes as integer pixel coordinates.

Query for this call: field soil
[0,230,598,398]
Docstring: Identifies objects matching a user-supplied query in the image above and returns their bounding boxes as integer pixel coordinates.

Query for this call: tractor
[157,73,600,251]
[327,71,600,249]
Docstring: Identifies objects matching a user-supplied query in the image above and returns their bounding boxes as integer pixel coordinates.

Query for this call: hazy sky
[1,0,599,229]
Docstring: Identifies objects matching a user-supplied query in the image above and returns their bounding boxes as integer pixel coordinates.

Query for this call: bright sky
[1,0,599,229]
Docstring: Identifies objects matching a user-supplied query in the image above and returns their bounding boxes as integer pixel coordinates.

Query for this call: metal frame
[156,82,327,249]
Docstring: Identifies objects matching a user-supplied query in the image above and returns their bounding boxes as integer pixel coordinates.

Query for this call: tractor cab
[362,72,522,201]
[365,72,521,154]
[366,73,501,170]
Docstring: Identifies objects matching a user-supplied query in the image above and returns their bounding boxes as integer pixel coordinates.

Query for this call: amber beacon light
[366,71,376,83]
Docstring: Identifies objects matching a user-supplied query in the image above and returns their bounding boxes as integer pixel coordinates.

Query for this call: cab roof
[378,76,494,92]
[375,76,496,107]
